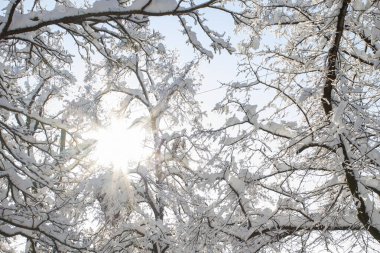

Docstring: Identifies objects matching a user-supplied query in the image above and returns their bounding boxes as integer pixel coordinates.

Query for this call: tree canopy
[1,0,380,252]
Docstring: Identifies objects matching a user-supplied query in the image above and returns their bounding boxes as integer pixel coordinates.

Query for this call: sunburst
[92,118,147,171]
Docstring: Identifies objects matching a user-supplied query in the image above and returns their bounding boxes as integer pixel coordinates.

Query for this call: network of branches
[0,0,380,252]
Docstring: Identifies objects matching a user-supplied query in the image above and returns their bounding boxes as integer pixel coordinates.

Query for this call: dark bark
[0,0,21,38]
[321,0,350,115]
[321,0,380,242]
[339,135,380,241]
[0,0,218,40]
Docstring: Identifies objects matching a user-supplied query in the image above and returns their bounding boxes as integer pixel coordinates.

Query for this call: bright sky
[64,9,245,130]
[148,14,243,127]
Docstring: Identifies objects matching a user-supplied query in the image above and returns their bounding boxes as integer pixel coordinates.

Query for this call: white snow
[228,175,245,194]
[243,104,258,126]
[260,122,297,138]
[129,0,178,12]
[8,0,179,34]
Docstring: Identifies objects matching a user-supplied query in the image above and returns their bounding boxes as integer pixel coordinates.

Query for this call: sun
[92,118,147,170]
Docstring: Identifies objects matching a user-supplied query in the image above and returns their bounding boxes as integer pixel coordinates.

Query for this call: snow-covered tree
[205,0,380,251]
[3,0,380,252]
[0,0,236,251]
[83,48,206,252]
[0,5,91,252]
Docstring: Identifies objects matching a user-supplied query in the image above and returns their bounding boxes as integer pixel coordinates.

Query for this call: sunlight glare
[93,119,147,170]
